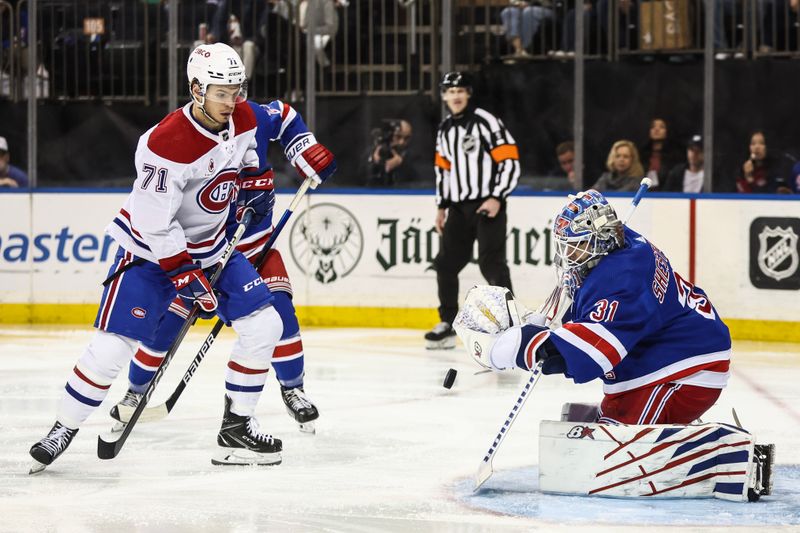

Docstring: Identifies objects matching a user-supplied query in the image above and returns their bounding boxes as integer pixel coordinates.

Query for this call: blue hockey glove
[237,169,275,224]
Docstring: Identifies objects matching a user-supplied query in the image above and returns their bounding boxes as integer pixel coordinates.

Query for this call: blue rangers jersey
[547,227,731,395]
[226,99,311,268]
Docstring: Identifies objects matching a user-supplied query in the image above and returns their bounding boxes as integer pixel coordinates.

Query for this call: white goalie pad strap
[539,420,757,502]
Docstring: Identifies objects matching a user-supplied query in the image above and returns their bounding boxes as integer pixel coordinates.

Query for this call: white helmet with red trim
[186,43,246,104]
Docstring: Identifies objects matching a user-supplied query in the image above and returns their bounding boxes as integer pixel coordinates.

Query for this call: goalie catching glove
[285,133,336,189]
[453,285,564,374]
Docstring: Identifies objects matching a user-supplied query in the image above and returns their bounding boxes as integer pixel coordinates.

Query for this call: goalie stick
[113,177,315,426]
[97,209,255,460]
[473,177,652,491]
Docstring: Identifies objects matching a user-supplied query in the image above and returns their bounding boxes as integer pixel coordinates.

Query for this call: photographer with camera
[365,119,413,187]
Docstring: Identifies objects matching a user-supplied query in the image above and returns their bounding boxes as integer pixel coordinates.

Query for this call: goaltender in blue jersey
[458,189,731,426]
[455,189,774,502]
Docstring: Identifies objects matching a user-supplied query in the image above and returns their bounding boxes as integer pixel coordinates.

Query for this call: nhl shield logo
[749,217,800,290]
[462,134,478,154]
[757,226,798,281]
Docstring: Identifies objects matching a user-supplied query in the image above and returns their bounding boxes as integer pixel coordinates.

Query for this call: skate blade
[426,338,456,350]
[110,420,126,433]
[29,460,47,475]
[298,421,316,434]
[211,448,282,466]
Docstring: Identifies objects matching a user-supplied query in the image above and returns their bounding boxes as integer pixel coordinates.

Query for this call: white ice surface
[1,327,798,532]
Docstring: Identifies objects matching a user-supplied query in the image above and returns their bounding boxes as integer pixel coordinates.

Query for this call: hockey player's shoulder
[146,107,216,164]
[232,100,259,132]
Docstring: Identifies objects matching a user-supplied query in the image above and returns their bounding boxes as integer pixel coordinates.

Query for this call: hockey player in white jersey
[29,43,336,473]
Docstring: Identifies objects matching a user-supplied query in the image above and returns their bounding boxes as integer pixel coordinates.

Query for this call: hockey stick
[97,209,254,460]
[115,177,314,425]
[473,177,652,491]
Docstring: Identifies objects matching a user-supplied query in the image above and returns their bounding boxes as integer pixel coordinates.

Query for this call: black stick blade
[97,434,122,460]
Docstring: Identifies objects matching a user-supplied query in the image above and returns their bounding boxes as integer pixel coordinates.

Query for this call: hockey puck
[443,368,457,389]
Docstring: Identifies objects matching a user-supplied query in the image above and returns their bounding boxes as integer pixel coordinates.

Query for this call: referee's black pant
[433,199,513,325]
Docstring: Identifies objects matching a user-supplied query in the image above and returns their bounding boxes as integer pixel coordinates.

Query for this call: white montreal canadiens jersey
[548,227,732,395]
[106,101,263,268]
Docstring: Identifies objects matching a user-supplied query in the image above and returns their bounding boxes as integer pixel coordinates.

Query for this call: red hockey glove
[160,252,218,314]
[286,133,336,189]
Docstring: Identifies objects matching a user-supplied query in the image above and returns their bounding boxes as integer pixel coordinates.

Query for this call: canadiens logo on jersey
[197,169,238,214]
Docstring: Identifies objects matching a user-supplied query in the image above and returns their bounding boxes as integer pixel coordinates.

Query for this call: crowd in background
[0,0,798,194]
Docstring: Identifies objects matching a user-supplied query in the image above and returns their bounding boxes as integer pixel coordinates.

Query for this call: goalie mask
[187,43,247,108]
[553,189,623,295]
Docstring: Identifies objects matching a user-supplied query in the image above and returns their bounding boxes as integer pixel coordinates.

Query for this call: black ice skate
[212,395,282,466]
[748,443,776,502]
[425,321,457,350]
[29,422,79,474]
[281,386,319,434]
[109,389,143,432]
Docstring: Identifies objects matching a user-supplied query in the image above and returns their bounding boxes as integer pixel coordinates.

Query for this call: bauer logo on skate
[197,170,237,214]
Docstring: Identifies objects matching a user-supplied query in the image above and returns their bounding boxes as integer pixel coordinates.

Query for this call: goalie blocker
[539,415,775,502]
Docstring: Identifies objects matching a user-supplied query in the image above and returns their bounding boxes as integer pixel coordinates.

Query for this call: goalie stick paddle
[473,178,653,490]
[96,209,254,460]
[115,177,316,426]
[475,361,544,491]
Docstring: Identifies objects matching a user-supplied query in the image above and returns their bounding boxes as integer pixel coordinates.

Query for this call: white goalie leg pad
[539,420,762,502]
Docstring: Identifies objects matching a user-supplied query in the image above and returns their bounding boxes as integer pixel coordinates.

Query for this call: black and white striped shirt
[434,107,520,208]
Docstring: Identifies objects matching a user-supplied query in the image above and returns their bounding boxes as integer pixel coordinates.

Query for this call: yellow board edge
[1,304,798,342]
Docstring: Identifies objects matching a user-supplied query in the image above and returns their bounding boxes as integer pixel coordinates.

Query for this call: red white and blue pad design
[546,227,731,393]
[539,420,758,501]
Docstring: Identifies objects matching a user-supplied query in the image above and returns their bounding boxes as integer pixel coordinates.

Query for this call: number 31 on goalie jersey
[589,299,619,322]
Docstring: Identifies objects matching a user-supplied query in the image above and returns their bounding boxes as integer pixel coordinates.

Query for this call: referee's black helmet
[440,71,472,93]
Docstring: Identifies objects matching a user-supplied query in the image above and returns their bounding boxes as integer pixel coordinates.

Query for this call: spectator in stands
[558,0,596,55]
[298,0,343,67]
[663,134,706,193]
[639,117,682,190]
[596,0,637,50]
[500,1,554,58]
[226,14,258,81]
[554,141,579,189]
[365,119,413,187]
[0,137,29,188]
[789,157,800,193]
[592,140,643,192]
[736,131,792,193]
